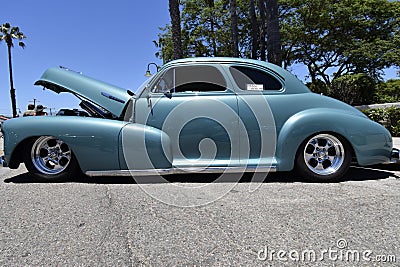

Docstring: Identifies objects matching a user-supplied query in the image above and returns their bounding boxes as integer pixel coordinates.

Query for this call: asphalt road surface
[0,162,399,266]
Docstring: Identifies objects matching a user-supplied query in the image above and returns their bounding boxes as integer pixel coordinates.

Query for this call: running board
[85,166,277,177]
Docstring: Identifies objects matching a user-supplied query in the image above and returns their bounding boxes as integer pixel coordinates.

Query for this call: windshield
[134,78,151,96]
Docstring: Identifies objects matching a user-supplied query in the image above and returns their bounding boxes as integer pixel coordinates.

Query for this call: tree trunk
[207,0,217,56]
[249,0,259,59]
[258,0,267,61]
[266,0,282,66]
[307,63,317,84]
[7,44,17,118]
[229,0,239,57]
[169,0,183,60]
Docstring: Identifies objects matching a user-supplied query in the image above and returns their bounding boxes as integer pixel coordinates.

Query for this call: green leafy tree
[155,0,398,90]
[330,74,376,105]
[156,0,263,61]
[374,79,400,103]
[280,0,400,87]
[0,22,26,118]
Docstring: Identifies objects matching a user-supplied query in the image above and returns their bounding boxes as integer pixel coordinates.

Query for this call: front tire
[295,133,351,182]
[24,136,80,181]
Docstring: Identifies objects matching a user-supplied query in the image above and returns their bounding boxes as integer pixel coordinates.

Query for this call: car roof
[163,57,281,72]
[161,57,310,94]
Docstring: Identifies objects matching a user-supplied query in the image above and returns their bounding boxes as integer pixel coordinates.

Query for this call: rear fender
[276,108,391,171]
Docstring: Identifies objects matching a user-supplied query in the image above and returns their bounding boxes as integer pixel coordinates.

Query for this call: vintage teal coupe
[0,58,396,182]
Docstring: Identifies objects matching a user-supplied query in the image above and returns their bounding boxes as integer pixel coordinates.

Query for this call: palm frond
[11,27,20,34]
[0,23,27,47]
[3,22,10,29]
[16,32,26,39]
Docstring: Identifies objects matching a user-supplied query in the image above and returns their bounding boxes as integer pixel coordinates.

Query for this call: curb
[394,137,400,149]
[354,102,400,111]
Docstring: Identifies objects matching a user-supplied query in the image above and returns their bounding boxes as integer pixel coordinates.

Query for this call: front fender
[2,116,127,172]
[276,108,392,171]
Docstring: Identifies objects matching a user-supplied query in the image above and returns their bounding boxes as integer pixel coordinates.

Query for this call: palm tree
[169,0,183,60]
[0,23,26,118]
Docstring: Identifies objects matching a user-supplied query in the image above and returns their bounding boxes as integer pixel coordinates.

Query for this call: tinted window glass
[153,65,226,93]
[230,66,282,91]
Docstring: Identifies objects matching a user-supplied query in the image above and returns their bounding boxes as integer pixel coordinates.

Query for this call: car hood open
[35,67,131,117]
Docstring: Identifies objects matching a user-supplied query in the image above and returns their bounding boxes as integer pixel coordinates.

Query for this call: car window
[152,69,174,93]
[152,65,227,93]
[229,66,282,91]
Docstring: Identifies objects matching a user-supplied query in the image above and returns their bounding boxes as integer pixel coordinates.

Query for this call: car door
[228,65,281,168]
[134,64,241,168]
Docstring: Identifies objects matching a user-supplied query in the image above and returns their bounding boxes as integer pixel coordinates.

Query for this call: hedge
[362,107,400,137]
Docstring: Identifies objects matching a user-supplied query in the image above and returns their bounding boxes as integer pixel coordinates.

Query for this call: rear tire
[295,133,351,182]
[24,136,81,182]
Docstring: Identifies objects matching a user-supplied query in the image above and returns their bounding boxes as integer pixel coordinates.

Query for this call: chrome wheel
[31,136,71,175]
[303,134,345,176]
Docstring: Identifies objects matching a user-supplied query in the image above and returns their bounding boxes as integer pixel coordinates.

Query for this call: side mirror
[164,92,173,99]
[127,90,137,99]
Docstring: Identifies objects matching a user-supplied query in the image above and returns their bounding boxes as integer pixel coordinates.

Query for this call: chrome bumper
[391,148,400,164]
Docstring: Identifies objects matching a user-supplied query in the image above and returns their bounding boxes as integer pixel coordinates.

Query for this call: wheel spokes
[303,134,345,176]
[31,136,72,175]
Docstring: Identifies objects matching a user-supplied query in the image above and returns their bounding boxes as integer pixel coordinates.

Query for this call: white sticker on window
[246,84,264,91]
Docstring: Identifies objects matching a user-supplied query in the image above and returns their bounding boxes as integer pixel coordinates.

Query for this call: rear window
[230,66,282,91]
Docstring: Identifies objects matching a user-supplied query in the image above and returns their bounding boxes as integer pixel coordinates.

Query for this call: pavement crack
[96,185,113,263]
[96,185,134,267]
[103,185,113,208]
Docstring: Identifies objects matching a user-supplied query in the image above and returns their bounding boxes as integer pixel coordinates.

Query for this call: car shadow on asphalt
[4,164,399,184]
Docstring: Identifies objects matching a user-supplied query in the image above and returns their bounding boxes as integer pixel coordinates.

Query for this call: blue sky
[0,1,398,116]
[0,0,169,116]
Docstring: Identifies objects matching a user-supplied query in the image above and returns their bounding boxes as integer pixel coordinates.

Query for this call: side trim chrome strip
[85,166,277,177]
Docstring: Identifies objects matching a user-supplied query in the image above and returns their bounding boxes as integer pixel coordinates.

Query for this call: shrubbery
[306,74,400,136]
[362,107,400,137]
[374,79,400,104]
[307,76,400,106]
[307,74,379,105]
